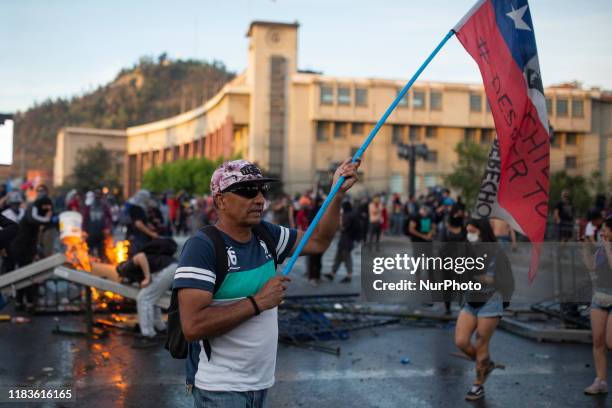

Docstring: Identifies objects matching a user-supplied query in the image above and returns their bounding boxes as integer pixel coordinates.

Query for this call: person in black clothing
[437,205,467,314]
[8,197,53,310]
[358,197,370,244]
[407,206,436,281]
[307,195,325,286]
[126,190,159,257]
[325,201,359,283]
[553,189,574,241]
[0,214,19,309]
[0,214,19,256]
[82,189,112,261]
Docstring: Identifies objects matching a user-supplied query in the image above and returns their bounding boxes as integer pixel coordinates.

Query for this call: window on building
[350,147,360,158]
[351,122,364,135]
[481,129,494,145]
[424,174,437,188]
[173,146,180,160]
[397,89,408,107]
[551,133,561,147]
[572,99,584,117]
[320,85,333,105]
[470,93,482,112]
[392,125,403,144]
[556,98,568,117]
[565,156,577,169]
[425,150,438,163]
[565,132,577,145]
[464,128,476,143]
[338,87,351,105]
[183,144,190,159]
[486,99,491,112]
[316,121,330,141]
[334,122,347,138]
[409,126,420,142]
[355,88,368,106]
[412,90,425,110]
[546,97,553,115]
[425,126,437,139]
[430,91,442,110]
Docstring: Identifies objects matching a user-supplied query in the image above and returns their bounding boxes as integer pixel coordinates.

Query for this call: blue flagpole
[282,29,456,276]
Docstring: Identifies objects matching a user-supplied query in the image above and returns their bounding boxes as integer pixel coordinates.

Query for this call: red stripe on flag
[456,0,549,281]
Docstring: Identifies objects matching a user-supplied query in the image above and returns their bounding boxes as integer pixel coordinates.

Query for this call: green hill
[11,54,235,181]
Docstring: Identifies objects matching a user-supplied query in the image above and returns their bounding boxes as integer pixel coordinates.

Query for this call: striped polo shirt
[172,221,297,392]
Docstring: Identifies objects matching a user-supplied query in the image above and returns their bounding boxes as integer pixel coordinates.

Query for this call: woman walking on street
[454,218,512,401]
[582,217,612,395]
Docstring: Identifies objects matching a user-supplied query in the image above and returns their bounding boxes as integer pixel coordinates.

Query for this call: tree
[67,143,121,192]
[444,141,489,210]
[142,156,222,195]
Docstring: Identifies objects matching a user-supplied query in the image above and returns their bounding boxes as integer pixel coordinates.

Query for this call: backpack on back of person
[165,223,278,359]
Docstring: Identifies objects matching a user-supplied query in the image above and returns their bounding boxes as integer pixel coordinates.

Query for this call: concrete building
[53,21,612,197]
[53,127,126,187]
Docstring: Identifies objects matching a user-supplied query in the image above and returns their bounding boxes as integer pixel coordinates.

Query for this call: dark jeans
[332,246,353,276]
[192,388,267,408]
[308,253,322,281]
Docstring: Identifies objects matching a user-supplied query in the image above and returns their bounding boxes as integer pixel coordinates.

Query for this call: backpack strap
[200,226,229,294]
[199,225,229,362]
[252,223,278,269]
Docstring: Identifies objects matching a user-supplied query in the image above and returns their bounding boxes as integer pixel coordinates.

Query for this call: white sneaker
[584,378,608,395]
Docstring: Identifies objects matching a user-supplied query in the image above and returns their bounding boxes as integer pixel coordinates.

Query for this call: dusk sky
[2,0,611,113]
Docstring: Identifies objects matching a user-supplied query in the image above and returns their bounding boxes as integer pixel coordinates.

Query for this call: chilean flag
[455,0,550,281]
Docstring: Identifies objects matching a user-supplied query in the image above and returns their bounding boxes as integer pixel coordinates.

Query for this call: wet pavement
[0,239,609,407]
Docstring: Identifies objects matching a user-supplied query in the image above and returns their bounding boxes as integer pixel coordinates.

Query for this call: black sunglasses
[223,184,269,199]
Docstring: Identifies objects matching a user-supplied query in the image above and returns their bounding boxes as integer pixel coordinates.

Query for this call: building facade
[53,127,127,187]
[55,21,612,198]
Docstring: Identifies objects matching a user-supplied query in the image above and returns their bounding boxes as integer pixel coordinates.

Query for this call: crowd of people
[1,174,611,401]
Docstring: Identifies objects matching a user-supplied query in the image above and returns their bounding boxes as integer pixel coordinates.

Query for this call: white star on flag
[506,4,532,31]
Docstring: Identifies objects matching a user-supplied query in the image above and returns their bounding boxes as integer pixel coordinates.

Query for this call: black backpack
[165,223,278,359]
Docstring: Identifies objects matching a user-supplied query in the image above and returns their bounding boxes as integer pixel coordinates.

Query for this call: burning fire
[64,235,128,310]
[104,236,130,266]
[63,236,92,272]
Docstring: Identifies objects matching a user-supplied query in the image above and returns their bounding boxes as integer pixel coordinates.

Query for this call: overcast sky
[2,0,611,113]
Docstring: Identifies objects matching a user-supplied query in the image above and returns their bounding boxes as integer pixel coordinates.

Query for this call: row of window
[320,85,586,120]
[316,121,365,140]
[319,85,443,110]
[546,98,584,118]
[320,86,368,106]
[315,121,440,142]
[551,132,579,147]
[464,128,496,145]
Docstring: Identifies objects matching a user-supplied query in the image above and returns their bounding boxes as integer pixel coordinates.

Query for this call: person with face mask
[8,196,53,311]
[1,192,25,223]
[454,218,512,401]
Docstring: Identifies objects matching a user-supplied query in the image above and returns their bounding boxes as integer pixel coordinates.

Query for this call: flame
[64,235,126,308]
[104,236,130,266]
[63,236,92,272]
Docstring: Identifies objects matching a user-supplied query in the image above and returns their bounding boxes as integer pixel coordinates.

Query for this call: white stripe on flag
[174,272,215,284]
[453,0,486,32]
